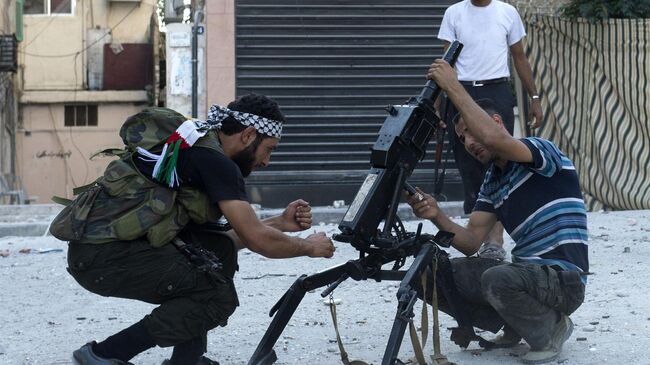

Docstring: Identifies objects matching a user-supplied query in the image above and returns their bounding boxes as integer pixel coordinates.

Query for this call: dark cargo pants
[67,231,239,349]
[420,257,585,349]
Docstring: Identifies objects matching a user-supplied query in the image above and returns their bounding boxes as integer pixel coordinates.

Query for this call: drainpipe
[191,9,204,118]
[13,0,23,177]
[15,0,24,42]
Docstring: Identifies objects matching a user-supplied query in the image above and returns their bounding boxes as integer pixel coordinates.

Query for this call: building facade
[17,0,159,203]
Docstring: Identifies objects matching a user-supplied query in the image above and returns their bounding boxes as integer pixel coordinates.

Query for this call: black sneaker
[72,342,133,365]
[197,356,219,365]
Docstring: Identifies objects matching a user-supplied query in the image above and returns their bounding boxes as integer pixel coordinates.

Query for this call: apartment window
[64,105,98,127]
[24,0,73,15]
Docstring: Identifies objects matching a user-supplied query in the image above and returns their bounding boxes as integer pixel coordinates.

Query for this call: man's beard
[231,137,261,177]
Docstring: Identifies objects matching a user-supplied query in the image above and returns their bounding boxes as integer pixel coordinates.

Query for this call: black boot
[161,336,219,365]
[161,355,219,365]
[72,342,134,365]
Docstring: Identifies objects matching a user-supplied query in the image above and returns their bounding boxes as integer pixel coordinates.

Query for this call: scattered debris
[36,248,63,254]
[0,211,648,364]
[623,247,631,253]
[241,273,291,280]
[4,247,64,255]
[332,200,346,209]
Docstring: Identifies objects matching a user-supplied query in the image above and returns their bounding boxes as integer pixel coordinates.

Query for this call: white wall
[165,22,206,118]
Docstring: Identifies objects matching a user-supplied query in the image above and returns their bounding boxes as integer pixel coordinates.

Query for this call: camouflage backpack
[49,107,223,247]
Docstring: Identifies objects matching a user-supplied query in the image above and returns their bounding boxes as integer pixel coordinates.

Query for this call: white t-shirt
[438,0,526,81]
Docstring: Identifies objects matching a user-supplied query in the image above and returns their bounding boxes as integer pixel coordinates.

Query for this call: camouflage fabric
[120,107,187,152]
[50,107,223,247]
[49,185,102,242]
[120,107,224,152]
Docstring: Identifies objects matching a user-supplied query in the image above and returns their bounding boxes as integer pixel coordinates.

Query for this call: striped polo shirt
[475,137,589,276]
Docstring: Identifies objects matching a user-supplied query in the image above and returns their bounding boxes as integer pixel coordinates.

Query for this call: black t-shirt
[133,146,249,208]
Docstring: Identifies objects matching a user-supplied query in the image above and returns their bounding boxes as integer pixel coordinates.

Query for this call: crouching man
[407,60,588,364]
[50,94,336,365]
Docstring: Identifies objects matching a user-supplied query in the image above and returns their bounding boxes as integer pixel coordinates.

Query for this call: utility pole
[191,9,204,118]
[0,0,19,178]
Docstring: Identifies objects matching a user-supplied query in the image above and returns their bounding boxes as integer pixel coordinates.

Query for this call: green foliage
[560,0,650,20]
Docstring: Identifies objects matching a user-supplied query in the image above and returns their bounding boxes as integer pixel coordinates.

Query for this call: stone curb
[0,202,465,237]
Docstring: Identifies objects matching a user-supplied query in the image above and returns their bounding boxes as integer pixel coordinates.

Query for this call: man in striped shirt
[407,59,588,364]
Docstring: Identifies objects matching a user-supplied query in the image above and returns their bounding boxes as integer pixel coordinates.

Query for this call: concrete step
[0,204,63,218]
[0,204,62,237]
[0,202,464,237]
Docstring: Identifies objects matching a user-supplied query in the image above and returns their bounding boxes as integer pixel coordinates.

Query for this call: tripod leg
[248,262,351,365]
[382,244,435,365]
[248,276,307,365]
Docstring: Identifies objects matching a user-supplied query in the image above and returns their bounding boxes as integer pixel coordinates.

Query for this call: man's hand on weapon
[280,199,313,232]
[305,232,336,258]
[427,59,459,92]
[406,187,441,221]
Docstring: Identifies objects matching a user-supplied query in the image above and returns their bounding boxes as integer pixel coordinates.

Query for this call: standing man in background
[437,0,543,260]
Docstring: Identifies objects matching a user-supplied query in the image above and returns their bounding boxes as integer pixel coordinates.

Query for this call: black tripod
[249,41,464,365]
[248,165,455,365]
[248,209,453,365]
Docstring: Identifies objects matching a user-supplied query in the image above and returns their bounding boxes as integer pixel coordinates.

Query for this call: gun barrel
[338,41,463,248]
[417,41,463,104]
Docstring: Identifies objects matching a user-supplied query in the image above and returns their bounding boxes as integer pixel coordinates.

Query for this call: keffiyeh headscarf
[207,105,283,139]
[137,105,283,188]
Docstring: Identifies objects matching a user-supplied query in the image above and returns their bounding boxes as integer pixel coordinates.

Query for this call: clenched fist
[281,199,312,232]
[305,232,336,258]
